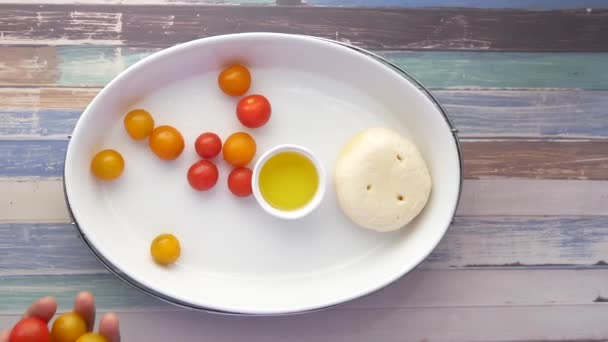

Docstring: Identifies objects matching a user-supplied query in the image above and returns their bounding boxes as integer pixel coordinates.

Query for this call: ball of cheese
[334,127,432,232]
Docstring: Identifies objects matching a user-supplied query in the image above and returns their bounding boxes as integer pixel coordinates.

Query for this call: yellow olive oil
[259,152,319,211]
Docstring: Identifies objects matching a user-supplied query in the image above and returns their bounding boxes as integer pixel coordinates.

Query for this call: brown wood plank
[463,140,608,180]
[0,5,607,50]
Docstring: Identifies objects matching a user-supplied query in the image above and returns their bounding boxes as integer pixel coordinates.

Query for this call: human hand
[0,292,120,342]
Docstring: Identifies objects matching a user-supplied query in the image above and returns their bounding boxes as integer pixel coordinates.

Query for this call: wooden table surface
[1,0,608,341]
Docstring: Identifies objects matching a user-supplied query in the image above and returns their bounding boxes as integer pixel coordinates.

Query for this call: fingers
[24,296,57,323]
[73,291,96,331]
[99,313,120,342]
[0,329,9,342]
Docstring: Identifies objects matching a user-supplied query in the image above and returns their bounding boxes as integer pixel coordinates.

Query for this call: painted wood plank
[3,217,608,275]
[2,305,608,342]
[2,270,608,313]
[4,179,608,223]
[457,179,608,216]
[439,90,608,138]
[3,0,605,8]
[0,178,71,223]
[2,48,608,89]
[462,140,608,180]
[2,139,606,179]
[1,5,608,51]
[3,89,608,139]
[0,0,274,4]
[307,0,608,10]
[3,305,608,342]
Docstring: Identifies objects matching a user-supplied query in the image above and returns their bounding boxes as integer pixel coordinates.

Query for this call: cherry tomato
[149,125,185,160]
[195,132,222,159]
[91,149,124,181]
[50,313,87,342]
[123,109,154,140]
[74,333,107,342]
[222,132,256,167]
[9,317,50,342]
[150,233,181,265]
[228,167,253,197]
[218,64,251,96]
[236,95,271,128]
[187,160,219,191]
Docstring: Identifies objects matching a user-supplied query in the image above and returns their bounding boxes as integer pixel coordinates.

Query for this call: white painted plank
[1,270,607,311]
[0,178,70,223]
[2,305,608,342]
[2,179,607,223]
[456,179,608,216]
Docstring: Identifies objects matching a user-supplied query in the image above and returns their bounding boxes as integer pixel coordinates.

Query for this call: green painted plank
[53,48,608,89]
[379,51,608,89]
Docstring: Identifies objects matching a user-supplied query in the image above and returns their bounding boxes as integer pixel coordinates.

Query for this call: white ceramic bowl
[64,33,462,315]
[252,144,326,220]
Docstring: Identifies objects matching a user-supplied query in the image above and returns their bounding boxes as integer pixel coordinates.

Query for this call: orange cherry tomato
[50,312,87,342]
[75,333,107,342]
[91,149,124,181]
[123,109,154,140]
[9,317,50,342]
[150,234,181,265]
[222,132,256,167]
[237,95,271,128]
[195,132,222,159]
[149,125,185,160]
[227,167,253,197]
[187,160,219,191]
[218,64,251,96]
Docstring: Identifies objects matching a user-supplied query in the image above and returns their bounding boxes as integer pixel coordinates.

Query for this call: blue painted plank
[2,218,608,277]
[0,109,79,138]
[0,140,66,177]
[1,91,607,139]
[0,223,104,274]
[306,0,608,10]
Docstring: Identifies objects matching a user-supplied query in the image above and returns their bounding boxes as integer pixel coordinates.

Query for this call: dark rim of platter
[64,35,464,317]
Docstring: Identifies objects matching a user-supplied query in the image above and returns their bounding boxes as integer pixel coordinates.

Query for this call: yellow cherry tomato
[149,125,185,160]
[124,109,154,140]
[218,64,251,96]
[150,233,181,265]
[51,312,87,342]
[75,333,108,342]
[91,149,124,180]
[222,132,256,167]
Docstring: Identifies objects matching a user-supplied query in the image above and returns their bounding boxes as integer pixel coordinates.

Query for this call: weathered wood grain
[2,270,608,313]
[3,217,608,275]
[1,5,608,50]
[2,89,607,139]
[2,48,608,89]
[3,179,608,222]
[1,0,605,8]
[2,305,607,342]
[1,139,606,179]
[307,0,608,9]
[463,140,608,180]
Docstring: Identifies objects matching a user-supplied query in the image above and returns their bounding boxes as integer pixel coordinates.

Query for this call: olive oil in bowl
[253,145,325,219]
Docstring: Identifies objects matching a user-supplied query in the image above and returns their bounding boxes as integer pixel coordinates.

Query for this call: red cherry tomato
[236,95,271,128]
[187,160,219,191]
[228,167,253,197]
[195,132,222,159]
[9,317,50,342]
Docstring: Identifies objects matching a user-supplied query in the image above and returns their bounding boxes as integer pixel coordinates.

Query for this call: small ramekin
[252,144,326,220]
